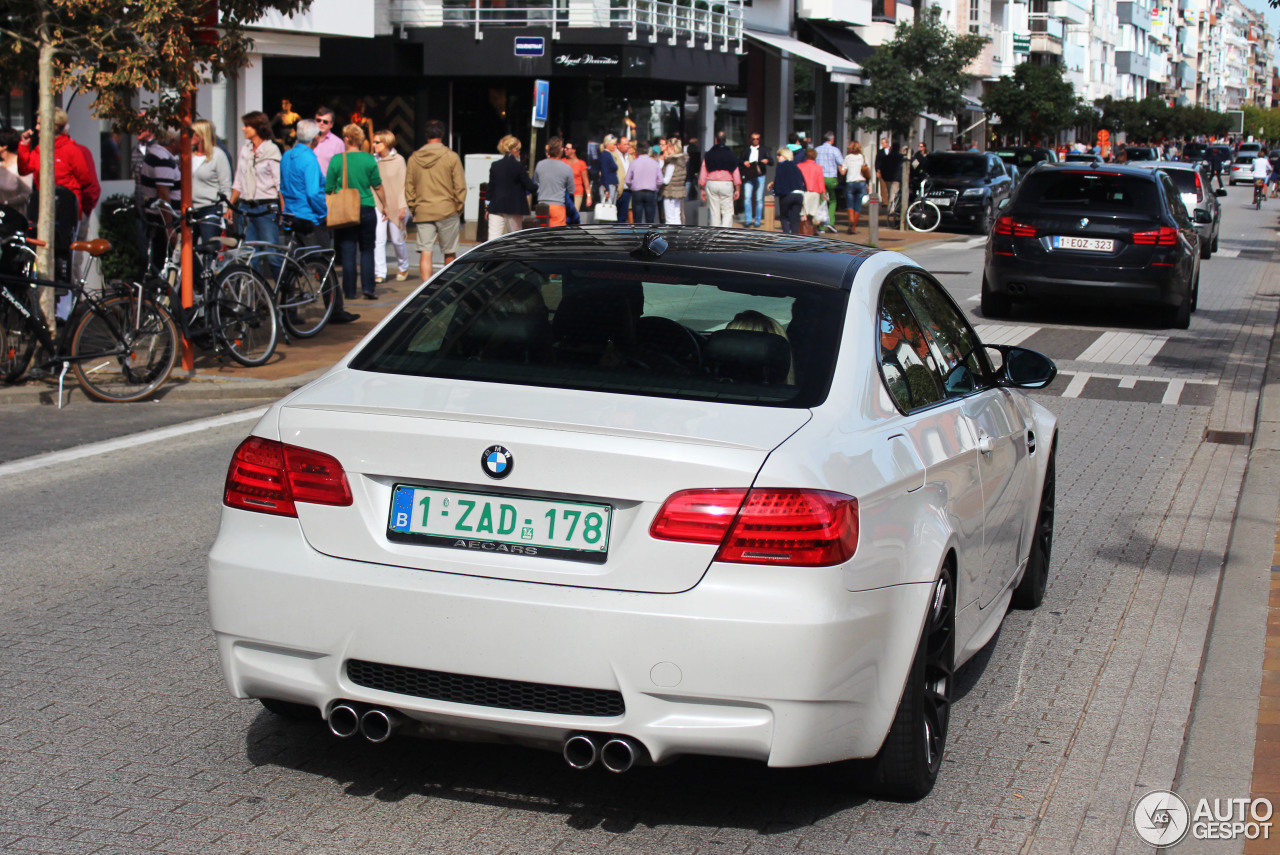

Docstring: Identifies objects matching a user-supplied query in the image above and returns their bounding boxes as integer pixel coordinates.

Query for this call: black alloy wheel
[866,563,955,800]
[974,202,993,236]
[1013,447,1055,609]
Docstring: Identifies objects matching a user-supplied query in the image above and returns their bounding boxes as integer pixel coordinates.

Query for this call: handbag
[860,163,871,181]
[798,217,816,237]
[326,153,362,229]
[594,201,618,223]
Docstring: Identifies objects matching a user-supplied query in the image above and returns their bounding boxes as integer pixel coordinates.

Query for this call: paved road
[0,194,1275,854]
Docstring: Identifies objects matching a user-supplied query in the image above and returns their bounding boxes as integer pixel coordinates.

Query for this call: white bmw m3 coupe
[209,225,1058,799]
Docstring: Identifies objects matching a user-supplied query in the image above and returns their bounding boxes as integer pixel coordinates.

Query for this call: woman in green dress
[326,123,388,300]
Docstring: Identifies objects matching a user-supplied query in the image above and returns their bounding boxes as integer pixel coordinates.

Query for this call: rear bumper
[209,509,932,767]
[985,255,1188,307]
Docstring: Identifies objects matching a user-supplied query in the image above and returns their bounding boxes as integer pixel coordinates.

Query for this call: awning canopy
[745,28,861,77]
[962,93,985,110]
[920,111,958,130]
[801,20,875,66]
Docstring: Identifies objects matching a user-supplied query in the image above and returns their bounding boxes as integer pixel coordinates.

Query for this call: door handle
[977,433,994,456]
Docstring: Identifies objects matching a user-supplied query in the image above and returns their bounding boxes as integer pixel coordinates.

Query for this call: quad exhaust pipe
[327,702,401,743]
[562,734,643,772]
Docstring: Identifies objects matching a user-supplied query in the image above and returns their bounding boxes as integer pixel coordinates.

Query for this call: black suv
[982,163,1201,328]
[918,152,1013,233]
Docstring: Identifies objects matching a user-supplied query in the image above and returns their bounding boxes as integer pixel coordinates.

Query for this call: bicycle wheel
[279,259,336,339]
[211,263,278,367]
[0,289,38,384]
[70,294,178,402]
[907,200,941,233]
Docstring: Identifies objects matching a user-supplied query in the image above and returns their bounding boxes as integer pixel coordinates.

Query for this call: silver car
[1131,160,1223,259]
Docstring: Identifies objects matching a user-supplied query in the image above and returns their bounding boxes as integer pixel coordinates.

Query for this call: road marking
[0,407,267,477]
[1061,373,1090,398]
[1215,248,1240,258]
[975,324,1039,346]
[952,236,987,250]
[1163,379,1186,405]
[1077,331,1167,366]
[1052,371,1216,404]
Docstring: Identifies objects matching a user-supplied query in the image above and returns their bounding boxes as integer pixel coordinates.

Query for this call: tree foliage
[982,62,1077,144]
[849,7,987,143]
[0,0,311,132]
[1093,96,1234,140]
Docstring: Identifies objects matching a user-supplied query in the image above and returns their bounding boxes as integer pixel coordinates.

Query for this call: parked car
[209,225,1059,800]
[918,151,1014,233]
[1122,145,1160,162]
[1229,153,1256,185]
[1181,142,1208,162]
[1236,141,1263,159]
[983,163,1201,328]
[1129,161,1224,259]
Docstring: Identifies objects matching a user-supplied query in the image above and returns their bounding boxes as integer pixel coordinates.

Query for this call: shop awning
[962,93,985,110]
[801,20,876,66]
[745,29,861,78]
[920,112,958,130]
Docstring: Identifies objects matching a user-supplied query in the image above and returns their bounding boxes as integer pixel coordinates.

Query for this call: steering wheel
[635,316,703,371]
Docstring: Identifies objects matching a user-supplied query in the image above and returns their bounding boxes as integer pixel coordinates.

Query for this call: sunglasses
[315,118,332,124]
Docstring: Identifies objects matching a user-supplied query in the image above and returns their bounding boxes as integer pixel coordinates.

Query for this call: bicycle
[0,227,178,404]
[907,177,942,233]
[1254,179,1266,210]
[228,211,337,340]
[142,200,280,367]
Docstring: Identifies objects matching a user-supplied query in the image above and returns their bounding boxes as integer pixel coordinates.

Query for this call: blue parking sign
[534,80,550,125]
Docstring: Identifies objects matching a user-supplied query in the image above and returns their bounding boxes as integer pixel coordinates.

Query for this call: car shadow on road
[244,712,873,834]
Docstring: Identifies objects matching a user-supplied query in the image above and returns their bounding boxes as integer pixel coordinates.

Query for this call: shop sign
[554,51,621,69]
[1013,33,1031,53]
[515,37,546,57]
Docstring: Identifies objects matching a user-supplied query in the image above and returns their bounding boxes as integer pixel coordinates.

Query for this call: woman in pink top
[797,148,827,228]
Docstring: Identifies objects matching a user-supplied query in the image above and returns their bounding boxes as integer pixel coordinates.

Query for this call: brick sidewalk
[1248,534,1280,855]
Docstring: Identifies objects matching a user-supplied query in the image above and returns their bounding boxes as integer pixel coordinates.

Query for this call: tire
[866,563,955,800]
[1190,271,1199,312]
[259,698,322,720]
[1200,236,1211,260]
[1012,447,1055,609]
[1211,233,1219,253]
[981,274,1012,319]
[907,200,941,233]
[278,259,336,339]
[1164,288,1192,330]
[973,202,993,236]
[70,295,178,403]
[0,290,38,384]
[212,264,278,367]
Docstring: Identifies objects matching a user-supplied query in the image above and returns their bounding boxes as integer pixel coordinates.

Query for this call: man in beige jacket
[405,119,466,282]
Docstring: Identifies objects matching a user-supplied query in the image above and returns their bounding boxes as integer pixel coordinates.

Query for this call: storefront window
[793,63,815,140]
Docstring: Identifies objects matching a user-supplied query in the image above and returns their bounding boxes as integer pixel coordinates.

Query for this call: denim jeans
[239,201,281,283]
[631,190,657,223]
[743,175,766,225]
[844,180,867,213]
[336,206,377,298]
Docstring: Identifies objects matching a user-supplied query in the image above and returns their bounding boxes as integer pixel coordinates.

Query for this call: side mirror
[1193,209,1212,224]
[997,198,1010,210]
[986,344,1057,389]
[1215,188,1228,197]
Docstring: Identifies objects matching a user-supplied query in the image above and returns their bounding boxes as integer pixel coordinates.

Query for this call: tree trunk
[36,31,56,329]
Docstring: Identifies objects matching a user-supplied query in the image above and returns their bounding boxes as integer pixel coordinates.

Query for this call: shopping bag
[326,154,362,229]
[798,217,816,237]
[594,202,618,223]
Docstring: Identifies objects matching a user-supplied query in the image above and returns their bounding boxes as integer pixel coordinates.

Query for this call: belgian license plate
[1052,236,1114,252]
[932,196,952,207]
[388,485,611,563]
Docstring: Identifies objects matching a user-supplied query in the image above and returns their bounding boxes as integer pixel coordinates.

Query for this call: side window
[894,271,987,399]
[878,284,943,412]
[1160,173,1190,227]
[989,157,1003,180]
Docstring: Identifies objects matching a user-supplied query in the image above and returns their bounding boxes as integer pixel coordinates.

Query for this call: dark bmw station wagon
[981,164,1201,329]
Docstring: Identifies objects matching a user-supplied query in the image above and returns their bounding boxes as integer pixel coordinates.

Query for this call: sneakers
[394,271,409,281]
[374,276,385,284]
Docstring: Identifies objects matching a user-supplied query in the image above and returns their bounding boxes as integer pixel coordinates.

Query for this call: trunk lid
[276,369,811,593]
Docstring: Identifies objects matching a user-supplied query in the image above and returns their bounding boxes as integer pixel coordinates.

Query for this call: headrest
[705,329,792,385]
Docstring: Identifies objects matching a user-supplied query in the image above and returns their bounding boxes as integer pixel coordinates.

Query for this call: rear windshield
[1016,171,1160,212]
[1161,168,1203,201]
[349,260,848,408]
[923,155,986,177]
[997,149,1052,167]
[1125,147,1156,161]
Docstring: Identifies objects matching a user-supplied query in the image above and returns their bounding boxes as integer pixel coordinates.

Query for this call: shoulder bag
[326,153,362,229]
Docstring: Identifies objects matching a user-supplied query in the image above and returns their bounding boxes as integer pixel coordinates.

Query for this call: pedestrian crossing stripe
[976,325,1168,366]
[973,324,1038,346]
[1049,371,1216,405]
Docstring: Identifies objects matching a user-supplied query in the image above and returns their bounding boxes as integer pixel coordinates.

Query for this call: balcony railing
[392,0,744,48]
[1028,13,1064,54]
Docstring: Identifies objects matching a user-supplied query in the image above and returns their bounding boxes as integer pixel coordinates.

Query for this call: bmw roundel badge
[481,445,514,479]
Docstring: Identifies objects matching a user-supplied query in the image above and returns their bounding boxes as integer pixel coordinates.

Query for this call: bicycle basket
[0,203,33,276]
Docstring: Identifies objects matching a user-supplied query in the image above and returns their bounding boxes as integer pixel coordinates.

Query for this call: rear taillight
[224,437,353,517]
[994,215,1037,237]
[1132,226,1179,246]
[651,488,858,566]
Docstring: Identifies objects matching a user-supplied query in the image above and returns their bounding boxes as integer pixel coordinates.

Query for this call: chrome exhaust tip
[359,707,399,744]
[600,737,637,773]
[563,734,599,770]
[327,703,361,738]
